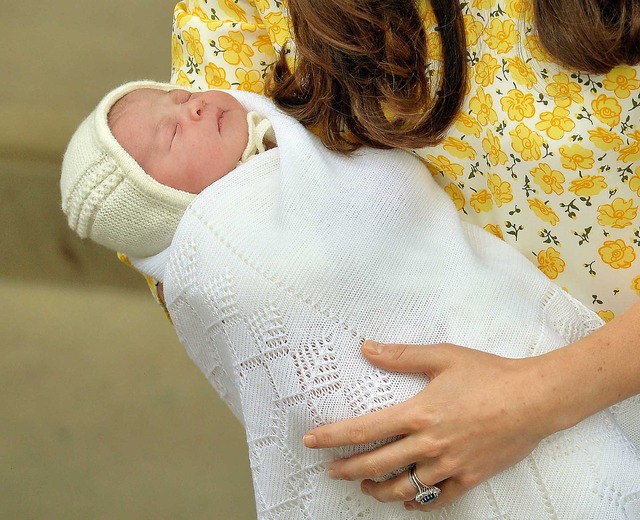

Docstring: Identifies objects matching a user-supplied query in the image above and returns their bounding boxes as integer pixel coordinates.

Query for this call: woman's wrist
[530,302,640,434]
[528,345,598,435]
[508,353,579,439]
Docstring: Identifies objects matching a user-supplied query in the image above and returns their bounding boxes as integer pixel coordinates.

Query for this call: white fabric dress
[134,91,640,520]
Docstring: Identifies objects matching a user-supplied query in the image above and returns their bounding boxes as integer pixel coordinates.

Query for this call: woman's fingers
[304,402,410,449]
[361,473,419,503]
[304,341,456,450]
[361,465,450,504]
[326,435,433,481]
[404,477,470,512]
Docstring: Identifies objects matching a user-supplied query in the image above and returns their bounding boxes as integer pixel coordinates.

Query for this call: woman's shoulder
[170,0,290,94]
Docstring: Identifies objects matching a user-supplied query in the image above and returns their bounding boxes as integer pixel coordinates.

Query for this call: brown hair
[268,0,467,152]
[534,0,640,74]
[268,0,640,153]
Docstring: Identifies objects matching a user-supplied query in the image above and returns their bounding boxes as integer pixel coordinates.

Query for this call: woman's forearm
[536,299,640,434]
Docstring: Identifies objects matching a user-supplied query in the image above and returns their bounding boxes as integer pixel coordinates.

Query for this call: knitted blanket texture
[158,92,640,519]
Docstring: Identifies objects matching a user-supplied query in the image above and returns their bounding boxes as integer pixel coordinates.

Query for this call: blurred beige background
[1,3,254,518]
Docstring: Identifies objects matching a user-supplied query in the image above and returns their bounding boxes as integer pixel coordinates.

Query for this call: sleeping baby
[60,81,640,520]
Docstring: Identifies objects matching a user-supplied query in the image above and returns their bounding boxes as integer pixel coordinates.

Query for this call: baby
[61,80,274,259]
[61,82,640,520]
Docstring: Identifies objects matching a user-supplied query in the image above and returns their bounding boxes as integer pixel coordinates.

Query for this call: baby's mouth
[218,111,225,132]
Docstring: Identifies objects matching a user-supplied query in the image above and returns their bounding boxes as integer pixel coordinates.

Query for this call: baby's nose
[186,98,205,120]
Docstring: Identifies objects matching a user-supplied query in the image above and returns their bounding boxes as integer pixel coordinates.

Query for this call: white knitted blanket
[157,92,640,519]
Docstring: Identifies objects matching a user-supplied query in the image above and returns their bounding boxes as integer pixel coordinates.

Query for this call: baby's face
[109,88,249,193]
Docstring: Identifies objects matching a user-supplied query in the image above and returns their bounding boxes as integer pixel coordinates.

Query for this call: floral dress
[169,0,640,319]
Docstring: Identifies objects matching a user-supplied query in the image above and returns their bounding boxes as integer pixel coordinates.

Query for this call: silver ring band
[408,465,441,505]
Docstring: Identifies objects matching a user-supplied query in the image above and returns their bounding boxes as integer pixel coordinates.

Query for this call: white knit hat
[60,80,196,258]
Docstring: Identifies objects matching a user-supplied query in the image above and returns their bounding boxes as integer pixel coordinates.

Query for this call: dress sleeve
[170,0,291,94]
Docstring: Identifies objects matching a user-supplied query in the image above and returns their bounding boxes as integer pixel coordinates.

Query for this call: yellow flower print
[545,72,583,108]
[469,87,497,126]
[219,0,248,22]
[530,163,565,195]
[603,66,640,99]
[559,143,595,171]
[618,130,640,162]
[509,123,544,161]
[500,89,535,122]
[487,173,513,207]
[475,54,501,87]
[254,0,270,11]
[632,274,640,296]
[485,18,518,54]
[175,70,191,87]
[528,198,559,225]
[599,239,636,269]
[426,154,465,180]
[568,175,607,196]
[191,5,211,22]
[205,63,232,89]
[535,106,575,140]
[254,34,276,56]
[419,2,438,29]
[174,3,192,29]
[524,34,552,62]
[505,0,533,21]
[172,33,185,72]
[588,127,624,151]
[482,130,508,166]
[183,27,205,65]
[264,12,291,47]
[418,1,438,25]
[483,223,504,240]
[427,30,443,62]
[205,19,224,32]
[470,189,493,213]
[591,94,622,127]
[464,76,473,96]
[464,15,484,47]
[219,31,254,67]
[507,57,537,88]
[597,198,638,228]
[597,310,615,323]
[236,68,264,93]
[628,167,640,195]
[472,0,496,8]
[444,183,466,211]
[443,137,477,160]
[455,113,482,137]
[536,247,565,280]
[237,21,258,33]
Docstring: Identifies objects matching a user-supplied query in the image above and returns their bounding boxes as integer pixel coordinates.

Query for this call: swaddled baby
[61,80,274,259]
[61,81,640,520]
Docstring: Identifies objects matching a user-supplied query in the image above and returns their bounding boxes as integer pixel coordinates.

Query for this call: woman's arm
[303,301,640,511]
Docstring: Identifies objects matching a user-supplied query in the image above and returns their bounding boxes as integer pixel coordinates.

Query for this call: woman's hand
[303,341,569,511]
[303,302,640,511]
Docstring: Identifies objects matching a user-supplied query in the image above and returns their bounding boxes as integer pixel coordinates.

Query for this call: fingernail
[327,468,338,480]
[363,341,383,355]
[360,482,370,495]
[303,434,317,448]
